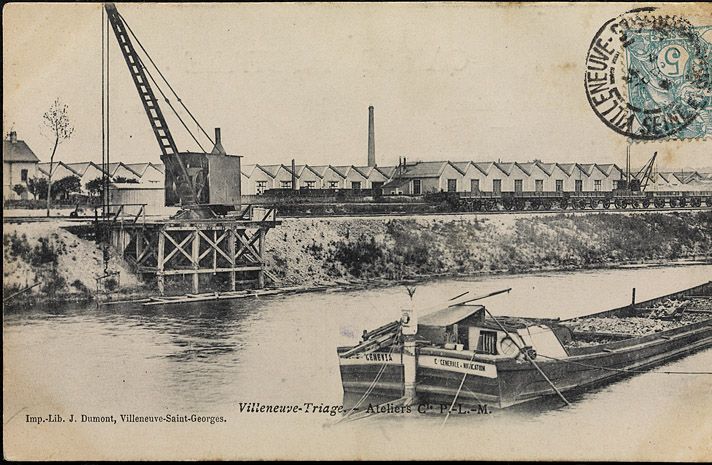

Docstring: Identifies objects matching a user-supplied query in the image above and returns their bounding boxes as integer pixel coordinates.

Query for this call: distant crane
[618,146,657,192]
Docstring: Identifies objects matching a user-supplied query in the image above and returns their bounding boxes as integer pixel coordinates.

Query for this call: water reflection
[4,264,711,419]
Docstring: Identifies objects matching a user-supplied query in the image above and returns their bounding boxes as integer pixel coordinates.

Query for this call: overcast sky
[3,3,710,170]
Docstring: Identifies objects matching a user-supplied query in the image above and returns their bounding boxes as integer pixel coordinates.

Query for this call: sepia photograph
[3,2,712,461]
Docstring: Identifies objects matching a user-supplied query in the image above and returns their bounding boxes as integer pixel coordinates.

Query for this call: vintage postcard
[3,2,712,461]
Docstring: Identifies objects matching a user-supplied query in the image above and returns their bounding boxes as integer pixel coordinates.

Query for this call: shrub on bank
[317,212,712,282]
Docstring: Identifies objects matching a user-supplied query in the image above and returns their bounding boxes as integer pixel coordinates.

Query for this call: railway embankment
[4,211,712,306]
[266,211,712,285]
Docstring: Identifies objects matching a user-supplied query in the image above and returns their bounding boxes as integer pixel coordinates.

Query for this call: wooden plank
[263,269,281,284]
[161,266,262,276]
[235,230,261,263]
[101,298,152,306]
[254,289,282,296]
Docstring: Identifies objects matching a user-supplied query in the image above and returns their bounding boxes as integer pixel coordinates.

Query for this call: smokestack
[211,127,226,154]
[367,106,375,167]
[291,158,297,190]
[9,131,17,144]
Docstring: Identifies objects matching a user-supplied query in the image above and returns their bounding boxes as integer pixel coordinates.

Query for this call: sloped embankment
[3,222,140,303]
[264,212,712,285]
[3,212,711,303]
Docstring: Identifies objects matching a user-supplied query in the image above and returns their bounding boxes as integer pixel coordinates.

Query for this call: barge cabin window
[477,330,498,355]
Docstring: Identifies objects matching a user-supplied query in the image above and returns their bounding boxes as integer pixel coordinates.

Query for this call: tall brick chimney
[367,106,375,167]
[291,158,297,190]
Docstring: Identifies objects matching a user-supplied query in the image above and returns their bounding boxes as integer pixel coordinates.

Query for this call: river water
[4,264,711,460]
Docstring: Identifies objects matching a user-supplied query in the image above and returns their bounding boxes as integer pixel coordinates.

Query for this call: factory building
[36,161,166,192]
[236,159,667,196]
[653,171,712,192]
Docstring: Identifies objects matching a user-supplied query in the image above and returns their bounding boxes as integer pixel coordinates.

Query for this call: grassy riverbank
[4,211,712,306]
[265,211,712,284]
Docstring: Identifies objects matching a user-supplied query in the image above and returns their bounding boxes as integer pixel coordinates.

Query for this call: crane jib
[103,3,197,206]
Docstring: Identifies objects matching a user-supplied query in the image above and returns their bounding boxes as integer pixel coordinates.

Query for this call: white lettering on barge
[418,355,497,378]
[339,352,399,366]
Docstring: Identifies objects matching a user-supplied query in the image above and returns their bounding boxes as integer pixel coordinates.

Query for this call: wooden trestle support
[109,213,279,295]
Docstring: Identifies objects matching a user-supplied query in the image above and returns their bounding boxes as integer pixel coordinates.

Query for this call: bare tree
[43,98,75,216]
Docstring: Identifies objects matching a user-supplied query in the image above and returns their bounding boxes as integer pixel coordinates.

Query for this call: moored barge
[338,281,712,409]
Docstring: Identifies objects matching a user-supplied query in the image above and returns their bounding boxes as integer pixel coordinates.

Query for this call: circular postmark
[584,9,712,140]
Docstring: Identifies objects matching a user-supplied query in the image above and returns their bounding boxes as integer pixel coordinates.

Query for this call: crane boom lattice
[104,2,197,206]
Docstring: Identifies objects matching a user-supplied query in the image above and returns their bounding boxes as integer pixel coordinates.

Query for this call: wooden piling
[157,230,165,295]
[258,227,265,289]
[192,228,200,294]
[229,227,237,291]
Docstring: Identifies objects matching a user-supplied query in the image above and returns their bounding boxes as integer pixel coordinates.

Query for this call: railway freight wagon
[453,189,712,212]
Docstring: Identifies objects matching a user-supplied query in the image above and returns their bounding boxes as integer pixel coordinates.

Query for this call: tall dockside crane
[104,3,241,218]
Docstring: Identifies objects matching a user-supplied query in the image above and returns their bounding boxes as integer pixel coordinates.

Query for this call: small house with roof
[382,161,465,195]
[3,131,39,199]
